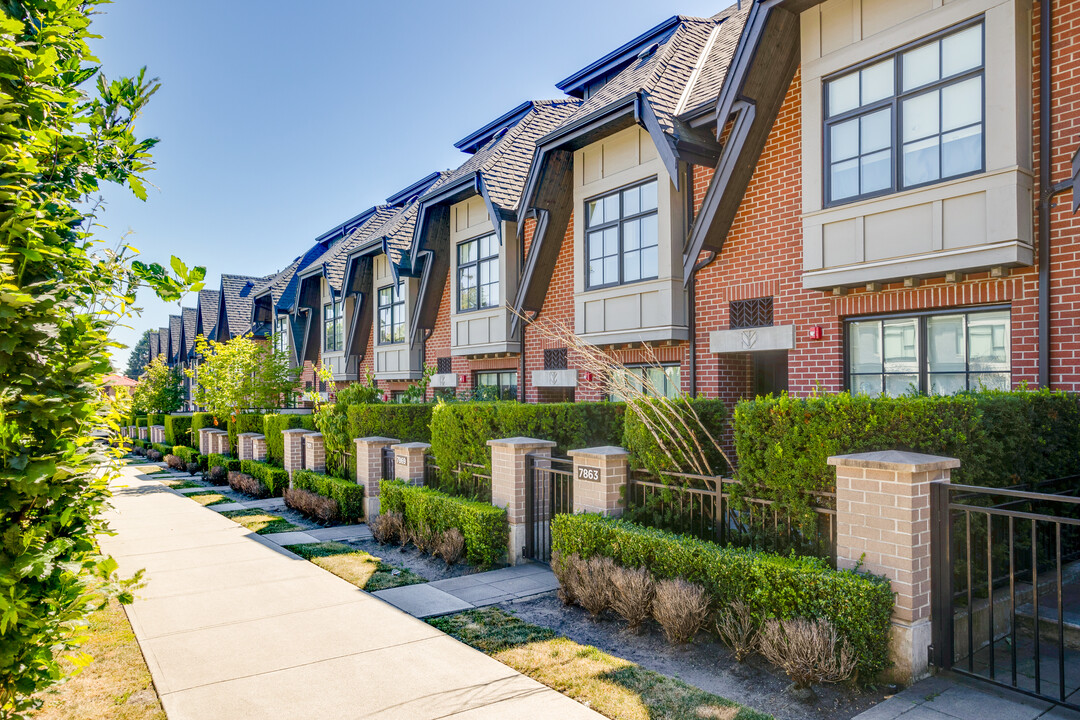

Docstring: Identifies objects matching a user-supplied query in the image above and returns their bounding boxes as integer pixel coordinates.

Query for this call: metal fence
[381,446,394,481]
[524,455,574,563]
[626,470,837,564]
[422,456,492,503]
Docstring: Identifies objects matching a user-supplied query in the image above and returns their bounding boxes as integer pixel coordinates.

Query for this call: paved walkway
[373,564,560,619]
[102,465,602,720]
[853,674,1080,720]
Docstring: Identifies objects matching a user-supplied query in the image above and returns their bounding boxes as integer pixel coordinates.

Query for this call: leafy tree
[188,335,299,422]
[124,329,153,378]
[132,355,185,414]
[0,2,205,715]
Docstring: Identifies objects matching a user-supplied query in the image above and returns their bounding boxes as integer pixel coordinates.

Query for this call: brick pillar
[138,426,148,441]
[303,432,326,473]
[251,434,267,462]
[828,450,959,685]
[568,446,629,517]
[150,425,164,444]
[356,437,399,521]
[392,442,430,485]
[197,427,212,454]
[282,428,311,482]
[237,432,258,461]
[213,430,230,456]
[488,437,556,566]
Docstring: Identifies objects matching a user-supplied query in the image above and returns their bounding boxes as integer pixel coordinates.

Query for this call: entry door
[752,351,789,397]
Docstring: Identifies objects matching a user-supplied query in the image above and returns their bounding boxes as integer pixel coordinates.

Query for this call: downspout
[421,327,433,399]
[1037,0,1053,388]
[685,162,722,397]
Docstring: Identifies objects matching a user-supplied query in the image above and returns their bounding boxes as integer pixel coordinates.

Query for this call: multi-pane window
[458,234,499,311]
[274,316,289,354]
[825,21,984,204]
[476,371,518,400]
[585,179,659,289]
[378,281,406,345]
[323,300,343,352]
[847,308,1009,397]
[610,365,681,401]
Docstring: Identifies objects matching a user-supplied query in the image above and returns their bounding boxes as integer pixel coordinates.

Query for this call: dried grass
[610,565,655,632]
[370,512,405,545]
[757,618,856,689]
[715,600,760,662]
[577,556,617,619]
[434,528,465,565]
[652,578,710,644]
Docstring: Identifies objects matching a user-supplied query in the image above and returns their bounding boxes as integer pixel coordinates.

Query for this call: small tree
[124,329,153,379]
[188,335,299,422]
[132,355,184,414]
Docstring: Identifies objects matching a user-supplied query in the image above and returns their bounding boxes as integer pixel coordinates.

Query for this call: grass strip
[283,542,426,591]
[219,509,302,534]
[187,491,231,507]
[430,608,772,720]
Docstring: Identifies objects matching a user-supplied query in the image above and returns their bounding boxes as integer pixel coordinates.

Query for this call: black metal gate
[523,454,573,563]
[381,446,394,481]
[930,480,1080,710]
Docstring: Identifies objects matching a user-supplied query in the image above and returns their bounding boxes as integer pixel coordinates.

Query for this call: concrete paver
[307,524,373,541]
[852,674,1080,720]
[260,530,319,545]
[103,467,602,720]
[207,501,246,512]
[375,583,476,618]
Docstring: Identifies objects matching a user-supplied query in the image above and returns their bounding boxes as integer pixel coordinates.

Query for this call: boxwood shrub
[292,469,363,523]
[227,413,265,455]
[263,413,316,464]
[164,415,192,447]
[150,442,172,456]
[346,404,432,443]
[552,513,894,680]
[207,453,239,472]
[380,480,508,568]
[239,459,288,497]
[171,445,198,463]
[147,413,164,427]
[623,397,727,476]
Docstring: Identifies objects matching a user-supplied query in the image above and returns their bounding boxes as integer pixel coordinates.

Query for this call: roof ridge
[642,17,721,116]
[673,20,727,116]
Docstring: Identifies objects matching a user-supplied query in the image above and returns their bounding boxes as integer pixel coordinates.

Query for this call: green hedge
[263,413,316,464]
[150,442,172,456]
[135,417,147,429]
[346,404,432,443]
[227,413,265,455]
[147,413,164,427]
[207,453,239,472]
[293,470,363,523]
[239,459,288,497]
[552,513,893,680]
[191,412,218,437]
[430,401,624,480]
[380,480,508,568]
[164,415,192,447]
[624,397,728,476]
[171,446,198,463]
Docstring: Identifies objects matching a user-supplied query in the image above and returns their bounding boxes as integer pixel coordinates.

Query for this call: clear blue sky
[98,0,731,372]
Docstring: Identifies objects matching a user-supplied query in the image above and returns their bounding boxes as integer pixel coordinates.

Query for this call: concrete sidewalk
[374,563,560,619]
[102,466,602,720]
[852,673,1080,720]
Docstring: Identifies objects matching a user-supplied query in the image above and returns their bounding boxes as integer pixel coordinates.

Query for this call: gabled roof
[168,315,182,363]
[158,328,169,360]
[219,274,267,340]
[148,332,159,364]
[194,289,220,343]
[253,242,329,314]
[301,205,400,295]
[181,306,197,359]
[555,15,682,98]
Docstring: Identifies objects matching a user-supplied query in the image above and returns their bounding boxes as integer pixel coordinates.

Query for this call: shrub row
[551,513,894,680]
[263,413,316,464]
[292,470,364,523]
[346,404,432,443]
[150,442,172,456]
[171,445,198,463]
[380,480,508,568]
[228,413,265,455]
[623,397,728,476]
[147,413,164,427]
[164,415,192,447]
[191,411,218,437]
[135,417,147,429]
[207,453,239,473]
[239,459,288,497]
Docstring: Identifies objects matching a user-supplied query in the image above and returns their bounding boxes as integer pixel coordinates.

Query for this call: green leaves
[189,335,300,422]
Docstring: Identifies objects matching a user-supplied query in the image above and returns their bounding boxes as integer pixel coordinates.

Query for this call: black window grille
[437,357,452,374]
[544,348,567,370]
[729,297,774,329]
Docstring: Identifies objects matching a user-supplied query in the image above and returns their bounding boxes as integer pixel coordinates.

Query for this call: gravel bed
[500,593,891,720]
[327,538,482,582]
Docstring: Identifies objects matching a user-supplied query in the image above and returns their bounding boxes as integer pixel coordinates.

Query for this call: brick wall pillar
[568,446,629,517]
[303,432,326,473]
[251,435,267,462]
[197,427,212,454]
[282,428,311,482]
[392,442,430,485]
[208,430,228,456]
[150,425,164,444]
[488,437,556,566]
[828,450,959,685]
[237,432,259,461]
[138,426,148,441]
[356,437,400,521]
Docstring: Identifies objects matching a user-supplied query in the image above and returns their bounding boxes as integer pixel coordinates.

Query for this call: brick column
[303,432,326,473]
[391,442,430,485]
[568,446,629,517]
[282,428,311,482]
[237,432,259,461]
[828,450,959,685]
[356,437,400,521]
[150,425,164,444]
[251,434,267,462]
[138,426,148,441]
[197,427,212,454]
[488,437,556,566]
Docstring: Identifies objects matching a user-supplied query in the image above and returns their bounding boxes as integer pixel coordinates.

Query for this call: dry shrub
[551,551,583,606]
[409,522,436,554]
[577,556,617,619]
[610,565,655,632]
[186,460,201,476]
[164,454,184,470]
[284,487,341,524]
[434,528,465,565]
[757,618,856,689]
[228,471,268,499]
[371,512,404,545]
[146,449,163,462]
[715,600,760,662]
[652,578,710,644]
[207,465,227,485]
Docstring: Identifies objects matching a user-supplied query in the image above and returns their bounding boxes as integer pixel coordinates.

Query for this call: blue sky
[97,0,731,372]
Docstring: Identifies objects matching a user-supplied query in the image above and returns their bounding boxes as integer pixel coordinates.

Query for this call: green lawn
[430,608,772,720]
[219,510,302,534]
[284,542,426,591]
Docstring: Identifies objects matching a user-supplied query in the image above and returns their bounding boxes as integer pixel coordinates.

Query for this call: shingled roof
[168,315,182,363]
[253,241,329,313]
[158,327,169,360]
[306,205,401,293]
[181,306,197,358]
[219,274,268,339]
[195,289,220,342]
[148,332,159,364]
[676,4,749,118]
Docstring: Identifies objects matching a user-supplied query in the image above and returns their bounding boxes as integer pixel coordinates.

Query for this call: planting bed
[331,538,480,583]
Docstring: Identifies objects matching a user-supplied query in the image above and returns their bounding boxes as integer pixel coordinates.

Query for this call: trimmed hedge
[292,469,363,523]
[430,401,624,481]
[346,404,432,443]
[552,513,894,680]
[228,413,265,455]
[207,453,239,472]
[147,413,164,427]
[380,480,508,568]
[239,459,288,497]
[264,413,316,464]
[164,414,192,447]
[150,442,172,456]
[191,411,218,437]
[135,417,147,429]
[172,445,198,463]
[624,397,728,476]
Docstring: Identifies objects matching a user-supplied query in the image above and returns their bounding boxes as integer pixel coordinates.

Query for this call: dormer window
[274,317,289,354]
[457,234,499,311]
[323,300,343,352]
[585,179,658,289]
[378,281,406,345]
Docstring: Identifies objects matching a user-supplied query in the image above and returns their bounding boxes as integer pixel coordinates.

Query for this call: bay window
[585,179,658,289]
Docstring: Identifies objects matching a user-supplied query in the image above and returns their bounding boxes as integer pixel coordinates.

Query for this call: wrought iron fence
[381,446,394,481]
[525,454,574,563]
[626,470,837,564]
[422,456,492,503]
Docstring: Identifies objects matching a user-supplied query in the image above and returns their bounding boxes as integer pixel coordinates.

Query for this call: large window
[377,281,405,345]
[825,21,984,205]
[847,308,1009,397]
[476,370,517,400]
[609,364,681,401]
[585,179,659,289]
[458,234,499,311]
[323,300,343,352]
[274,316,289,354]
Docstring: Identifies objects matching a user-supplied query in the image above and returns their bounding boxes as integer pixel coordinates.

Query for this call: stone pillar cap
[392,442,431,450]
[304,432,324,439]
[281,428,314,434]
[356,437,401,445]
[568,446,630,458]
[207,429,227,434]
[236,432,262,437]
[827,450,960,472]
[486,437,557,448]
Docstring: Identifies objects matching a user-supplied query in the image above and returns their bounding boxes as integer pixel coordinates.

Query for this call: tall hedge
[191,411,218,436]
[263,413,316,464]
[346,404,432,443]
[623,397,727,476]
[164,415,192,447]
[228,413,264,455]
[147,412,164,427]
[430,401,625,479]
